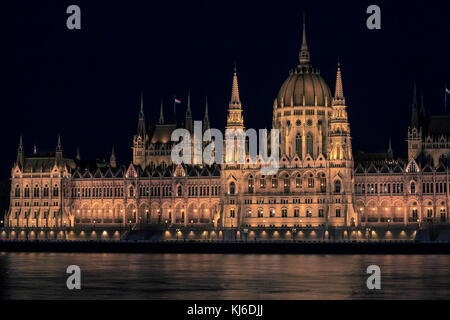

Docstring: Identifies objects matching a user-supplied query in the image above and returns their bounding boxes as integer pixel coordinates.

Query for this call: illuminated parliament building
[5,22,450,239]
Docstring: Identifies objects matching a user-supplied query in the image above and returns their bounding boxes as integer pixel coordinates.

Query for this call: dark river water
[0,253,449,299]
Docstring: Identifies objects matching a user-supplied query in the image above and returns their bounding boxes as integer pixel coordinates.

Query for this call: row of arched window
[72,187,124,198]
[15,184,58,198]
[355,181,450,195]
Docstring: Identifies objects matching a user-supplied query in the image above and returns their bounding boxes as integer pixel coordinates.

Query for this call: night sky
[3,0,450,179]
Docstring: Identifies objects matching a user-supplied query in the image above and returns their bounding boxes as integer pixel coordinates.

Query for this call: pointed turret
[158,99,165,124]
[76,146,81,161]
[410,81,419,128]
[226,65,244,129]
[229,65,241,108]
[137,91,146,138]
[55,134,63,161]
[203,96,210,130]
[420,90,426,120]
[110,146,117,168]
[332,62,345,106]
[387,137,393,159]
[16,134,24,167]
[299,15,311,66]
[185,89,193,132]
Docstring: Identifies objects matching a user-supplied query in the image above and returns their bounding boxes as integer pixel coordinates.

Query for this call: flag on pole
[174,96,182,121]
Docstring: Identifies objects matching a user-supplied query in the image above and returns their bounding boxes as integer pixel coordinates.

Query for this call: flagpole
[174,95,176,123]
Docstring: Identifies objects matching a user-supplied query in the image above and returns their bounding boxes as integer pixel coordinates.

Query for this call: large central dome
[277,68,332,108]
[275,22,332,109]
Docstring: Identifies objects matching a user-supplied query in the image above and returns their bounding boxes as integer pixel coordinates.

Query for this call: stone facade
[5,23,449,233]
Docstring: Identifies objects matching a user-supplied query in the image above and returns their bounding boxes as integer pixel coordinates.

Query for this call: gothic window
[412,208,418,220]
[336,208,341,217]
[282,208,288,217]
[230,208,235,218]
[177,185,183,196]
[272,176,278,188]
[318,209,324,217]
[294,208,300,217]
[229,182,236,195]
[270,208,275,217]
[129,186,134,197]
[295,133,302,156]
[260,177,266,188]
[308,174,314,188]
[24,185,30,198]
[306,132,313,156]
[319,174,326,192]
[306,208,312,217]
[248,175,254,193]
[15,185,20,197]
[334,180,341,193]
[257,208,263,218]
[427,208,433,218]
[410,182,415,194]
[53,185,59,197]
[296,175,302,188]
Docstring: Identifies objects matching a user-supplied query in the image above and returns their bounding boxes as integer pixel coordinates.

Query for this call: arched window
[319,174,326,192]
[334,180,341,193]
[282,208,288,217]
[53,184,59,197]
[14,185,20,197]
[410,182,416,194]
[229,182,235,195]
[248,175,254,193]
[24,185,30,198]
[295,133,302,156]
[34,185,39,197]
[306,132,313,156]
[177,185,183,196]
[129,186,134,197]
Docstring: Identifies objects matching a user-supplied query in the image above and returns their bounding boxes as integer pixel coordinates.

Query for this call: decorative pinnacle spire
[387,137,393,158]
[410,81,419,128]
[159,99,164,124]
[204,96,210,130]
[137,91,146,138]
[412,81,418,108]
[185,89,193,131]
[110,146,117,168]
[76,146,81,161]
[16,134,24,167]
[299,14,311,65]
[332,62,345,105]
[18,134,23,152]
[420,90,425,116]
[186,89,192,116]
[230,64,241,108]
[56,134,62,152]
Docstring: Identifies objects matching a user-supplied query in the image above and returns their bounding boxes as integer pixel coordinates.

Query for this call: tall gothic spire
[76,146,81,161]
[110,146,117,168]
[137,91,146,138]
[410,81,419,128]
[204,96,210,130]
[186,89,193,132]
[229,64,241,108]
[387,137,393,159]
[227,66,244,129]
[158,99,165,124]
[56,134,63,161]
[299,15,311,65]
[333,62,345,105]
[420,90,425,117]
[16,134,24,167]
